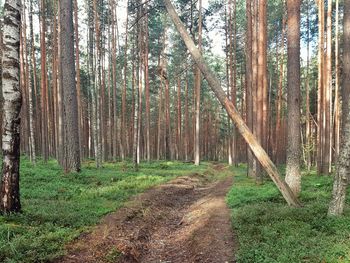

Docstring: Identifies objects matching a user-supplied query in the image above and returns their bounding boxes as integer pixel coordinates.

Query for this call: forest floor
[0,159,213,262]
[227,166,350,262]
[56,163,236,263]
[5,159,349,263]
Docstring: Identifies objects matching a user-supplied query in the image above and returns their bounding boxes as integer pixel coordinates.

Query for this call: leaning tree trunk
[163,0,301,207]
[328,0,350,216]
[0,0,22,214]
[60,0,81,172]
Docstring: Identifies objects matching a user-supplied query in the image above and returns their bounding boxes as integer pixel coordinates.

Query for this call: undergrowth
[0,157,208,263]
[227,165,350,263]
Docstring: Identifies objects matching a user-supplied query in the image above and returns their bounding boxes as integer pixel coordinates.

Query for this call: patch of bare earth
[56,165,236,263]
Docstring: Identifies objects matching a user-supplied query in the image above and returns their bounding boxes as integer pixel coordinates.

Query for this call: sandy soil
[56,165,236,263]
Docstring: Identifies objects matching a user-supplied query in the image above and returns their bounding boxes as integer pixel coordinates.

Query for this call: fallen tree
[163,0,301,207]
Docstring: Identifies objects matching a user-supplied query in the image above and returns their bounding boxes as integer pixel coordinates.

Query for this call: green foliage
[227,166,350,263]
[104,247,122,262]
[0,158,207,263]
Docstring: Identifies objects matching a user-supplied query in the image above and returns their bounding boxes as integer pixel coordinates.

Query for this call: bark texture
[328,0,350,216]
[60,0,81,172]
[285,0,301,196]
[245,0,254,176]
[1,0,22,213]
[194,0,202,166]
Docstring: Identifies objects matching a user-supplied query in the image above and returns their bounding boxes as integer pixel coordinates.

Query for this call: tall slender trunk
[110,0,117,159]
[137,37,143,164]
[0,5,2,149]
[21,3,32,162]
[136,5,143,164]
[194,0,202,166]
[40,0,48,162]
[157,54,163,160]
[57,1,65,166]
[184,71,189,161]
[306,0,311,170]
[323,0,332,175]
[177,78,182,159]
[27,0,36,164]
[317,0,324,174]
[1,0,22,213]
[225,6,231,164]
[165,73,171,159]
[29,0,39,160]
[252,0,260,180]
[262,0,268,151]
[334,0,340,159]
[93,0,102,166]
[144,4,150,162]
[133,58,139,170]
[88,0,99,167]
[256,0,266,180]
[121,0,129,160]
[228,0,237,165]
[246,0,254,176]
[285,0,301,196]
[328,0,350,216]
[52,9,59,160]
[73,0,83,159]
[60,0,81,172]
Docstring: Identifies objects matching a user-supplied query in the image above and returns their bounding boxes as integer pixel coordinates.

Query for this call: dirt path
[56,165,236,263]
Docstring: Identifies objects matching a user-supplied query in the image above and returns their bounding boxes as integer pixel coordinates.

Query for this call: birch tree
[0,0,22,213]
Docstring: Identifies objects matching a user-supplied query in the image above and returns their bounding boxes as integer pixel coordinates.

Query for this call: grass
[0,157,208,263]
[227,165,350,263]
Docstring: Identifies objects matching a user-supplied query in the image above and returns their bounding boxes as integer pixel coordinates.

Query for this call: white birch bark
[1,0,22,213]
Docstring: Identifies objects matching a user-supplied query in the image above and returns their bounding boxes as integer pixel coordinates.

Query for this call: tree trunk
[132,38,139,170]
[305,0,311,170]
[0,5,2,150]
[29,0,39,161]
[194,0,202,166]
[93,0,102,167]
[163,0,301,207]
[60,0,81,172]
[177,78,182,160]
[24,2,35,164]
[275,18,285,164]
[317,0,324,174]
[328,0,350,216]
[262,0,268,152]
[40,0,48,162]
[121,0,129,160]
[184,71,189,161]
[144,5,150,162]
[323,0,332,175]
[334,0,340,160]
[73,0,83,159]
[0,0,22,213]
[252,0,261,180]
[110,0,117,160]
[285,0,301,196]
[57,2,65,166]
[157,55,163,160]
[246,0,254,176]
